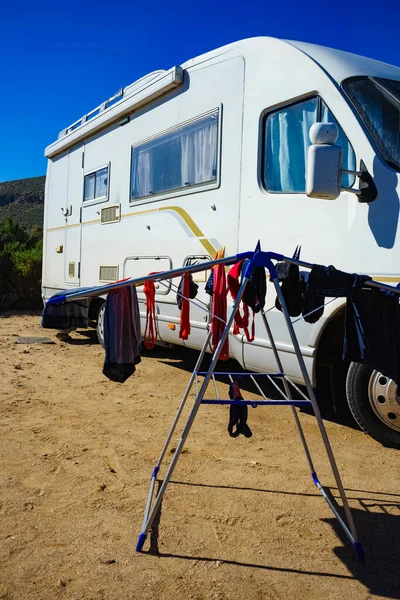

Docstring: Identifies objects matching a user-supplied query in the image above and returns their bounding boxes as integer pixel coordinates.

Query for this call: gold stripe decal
[122,205,218,255]
[371,276,400,283]
[158,206,204,237]
[47,205,219,256]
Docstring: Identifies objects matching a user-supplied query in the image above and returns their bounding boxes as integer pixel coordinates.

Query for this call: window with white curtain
[263,97,356,193]
[130,110,219,201]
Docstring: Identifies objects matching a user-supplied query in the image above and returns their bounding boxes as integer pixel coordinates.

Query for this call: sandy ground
[0,311,399,600]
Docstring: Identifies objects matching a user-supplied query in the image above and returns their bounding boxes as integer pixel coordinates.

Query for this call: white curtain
[131,112,218,199]
[266,98,318,192]
[134,149,152,197]
[180,116,218,186]
[265,98,356,192]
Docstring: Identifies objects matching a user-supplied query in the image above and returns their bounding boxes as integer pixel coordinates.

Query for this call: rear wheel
[346,362,400,448]
[96,301,106,348]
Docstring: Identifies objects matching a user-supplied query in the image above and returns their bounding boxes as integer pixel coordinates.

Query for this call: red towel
[143,279,157,349]
[227,261,254,343]
[179,273,191,340]
[211,263,229,360]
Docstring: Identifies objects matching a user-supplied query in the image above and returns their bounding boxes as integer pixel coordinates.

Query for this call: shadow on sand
[144,480,400,598]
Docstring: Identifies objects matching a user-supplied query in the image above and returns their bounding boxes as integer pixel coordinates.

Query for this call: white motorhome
[43,37,400,448]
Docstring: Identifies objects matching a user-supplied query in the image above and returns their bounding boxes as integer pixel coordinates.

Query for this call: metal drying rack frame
[46,245,400,561]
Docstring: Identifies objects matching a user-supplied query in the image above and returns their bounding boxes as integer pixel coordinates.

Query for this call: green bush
[0,217,43,311]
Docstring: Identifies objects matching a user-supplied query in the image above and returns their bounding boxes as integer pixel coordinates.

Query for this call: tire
[96,301,106,348]
[346,362,400,448]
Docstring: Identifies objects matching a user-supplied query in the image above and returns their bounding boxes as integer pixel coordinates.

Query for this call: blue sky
[0,0,398,182]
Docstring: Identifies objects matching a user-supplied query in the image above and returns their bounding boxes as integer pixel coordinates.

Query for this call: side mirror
[306,123,342,200]
[306,123,377,202]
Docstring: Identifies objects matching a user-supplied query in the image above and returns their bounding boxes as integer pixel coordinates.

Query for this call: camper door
[64,145,83,285]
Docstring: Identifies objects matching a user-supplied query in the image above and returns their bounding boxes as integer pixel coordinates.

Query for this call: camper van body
[43,37,400,446]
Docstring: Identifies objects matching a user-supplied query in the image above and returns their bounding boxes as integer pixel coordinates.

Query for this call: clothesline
[45,252,253,305]
[165,275,338,327]
[45,249,400,307]
[282,254,400,296]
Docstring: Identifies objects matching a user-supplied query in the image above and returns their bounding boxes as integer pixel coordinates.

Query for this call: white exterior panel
[42,37,400,387]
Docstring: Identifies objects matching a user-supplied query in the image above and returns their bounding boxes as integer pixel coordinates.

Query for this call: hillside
[0,175,45,230]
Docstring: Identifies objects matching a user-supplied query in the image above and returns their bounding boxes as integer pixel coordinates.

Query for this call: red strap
[143,277,157,350]
[179,273,191,340]
[227,261,255,343]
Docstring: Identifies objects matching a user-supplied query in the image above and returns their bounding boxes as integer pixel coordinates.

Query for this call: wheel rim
[97,303,105,346]
[368,371,400,432]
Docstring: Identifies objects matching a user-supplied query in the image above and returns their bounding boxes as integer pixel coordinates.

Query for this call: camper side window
[130,110,219,201]
[263,97,355,193]
[84,166,109,202]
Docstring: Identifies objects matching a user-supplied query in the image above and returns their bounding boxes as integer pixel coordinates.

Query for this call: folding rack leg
[272,278,363,559]
[136,269,253,551]
[139,330,213,540]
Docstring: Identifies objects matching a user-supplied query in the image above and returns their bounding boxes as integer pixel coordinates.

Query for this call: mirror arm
[342,169,363,177]
[341,160,377,204]
[341,186,362,196]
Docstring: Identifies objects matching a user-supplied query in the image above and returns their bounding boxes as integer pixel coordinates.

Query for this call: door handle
[61,205,72,217]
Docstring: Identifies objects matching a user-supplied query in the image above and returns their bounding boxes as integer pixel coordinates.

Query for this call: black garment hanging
[205,269,214,296]
[228,380,252,438]
[307,264,370,298]
[300,272,325,324]
[275,246,302,317]
[243,262,267,314]
[344,287,400,385]
[176,273,198,309]
[301,264,371,325]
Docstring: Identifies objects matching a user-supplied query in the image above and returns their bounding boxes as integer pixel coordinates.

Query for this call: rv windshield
[342,76,400,171]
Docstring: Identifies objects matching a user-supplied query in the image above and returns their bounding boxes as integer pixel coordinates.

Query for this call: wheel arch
[88,296,106,321]
[314,306,346,377]
[311,303,349,414]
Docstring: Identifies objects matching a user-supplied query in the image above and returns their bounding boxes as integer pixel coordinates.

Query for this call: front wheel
[96,301,106,348]
[346,362,400,448]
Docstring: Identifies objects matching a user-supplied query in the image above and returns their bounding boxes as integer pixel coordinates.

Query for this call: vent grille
[99,265,119,282]
[101,204,120,224]
[68,262,75,277]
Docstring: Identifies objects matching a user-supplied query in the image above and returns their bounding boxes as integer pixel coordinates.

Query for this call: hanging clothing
[299,272,325,324]
[211,262,229,360]
[227,260,266,342]
[103,285,141,383]
[275,269,326,323]
[307,264,370,297]
[275,246,302,317]
[205,269,214,296]
[275,262,370,324]
[143,279,157,349]
[176,272,198,309]
[178,273,191,340]
[243,262,267,314]
[227,260,254,342]
[344,287,400,385]
[275,261,302,317]
[228,380,252,438]
[205,246,226,297]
